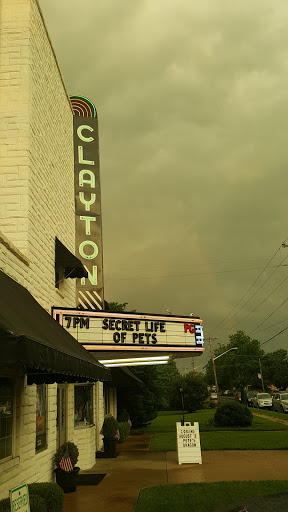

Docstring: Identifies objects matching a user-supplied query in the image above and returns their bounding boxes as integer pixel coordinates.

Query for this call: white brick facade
[0,0,114,499]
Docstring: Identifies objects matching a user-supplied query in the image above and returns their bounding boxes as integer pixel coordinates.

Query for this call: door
[57,385,67,448]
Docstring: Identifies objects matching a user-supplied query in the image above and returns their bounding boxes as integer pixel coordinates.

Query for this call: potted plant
[54,441,80,493]
[100,415,120,458]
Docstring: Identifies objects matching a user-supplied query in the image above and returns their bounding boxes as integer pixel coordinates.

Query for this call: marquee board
[52,308,205,359]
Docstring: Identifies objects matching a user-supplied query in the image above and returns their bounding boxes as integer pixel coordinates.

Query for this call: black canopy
[0,270,109,384]
[55,238,88,279]
[110,367,143,388]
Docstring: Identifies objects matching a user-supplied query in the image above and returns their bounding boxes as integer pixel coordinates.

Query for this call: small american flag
[59,449,73,472]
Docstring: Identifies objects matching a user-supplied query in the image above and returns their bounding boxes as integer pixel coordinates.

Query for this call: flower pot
[103,438,117,458]
[54,466,80,493]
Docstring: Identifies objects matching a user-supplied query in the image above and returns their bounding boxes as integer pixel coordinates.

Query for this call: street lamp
[214,347,238,361]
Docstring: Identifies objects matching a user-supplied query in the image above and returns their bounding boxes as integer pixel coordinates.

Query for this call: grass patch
[150,430,288,451]
[135,481,288,512]
[145,410,288,432]
[146,410,288,451]
[252,408,288,419]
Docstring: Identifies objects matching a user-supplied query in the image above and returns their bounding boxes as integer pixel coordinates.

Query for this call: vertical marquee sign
[70,95,104,310]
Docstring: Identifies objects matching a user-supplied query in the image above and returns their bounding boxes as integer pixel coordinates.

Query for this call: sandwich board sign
[176,421,202,464]
[10,483,30,512]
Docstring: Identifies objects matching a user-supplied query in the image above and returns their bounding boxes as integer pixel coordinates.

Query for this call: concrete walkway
[63,434,288,512]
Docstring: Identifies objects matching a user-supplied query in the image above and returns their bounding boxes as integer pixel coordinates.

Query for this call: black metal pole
[180,387,185,426]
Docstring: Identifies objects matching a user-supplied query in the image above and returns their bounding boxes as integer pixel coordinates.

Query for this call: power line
[208,243,283,335]
[106,257,271,272]
[252,317,288,335]
[212,248,288,337]
[260,324,288,347]
[105,265,280,282]
[249,296,288,335]
[217,271,288,338]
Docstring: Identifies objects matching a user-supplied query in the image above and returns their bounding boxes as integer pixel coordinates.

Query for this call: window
[36,385,47,452]
[74,384,93,427]
[0,378,13,460]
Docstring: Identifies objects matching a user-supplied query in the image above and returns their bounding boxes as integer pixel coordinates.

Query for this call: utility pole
[191,357,195,373]
[208,337,219,403]
[259,358,265,392]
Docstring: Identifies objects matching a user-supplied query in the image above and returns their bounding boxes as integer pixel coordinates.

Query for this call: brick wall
[0,0,104,499]
[96,381,105,451]
[0,0,75,311]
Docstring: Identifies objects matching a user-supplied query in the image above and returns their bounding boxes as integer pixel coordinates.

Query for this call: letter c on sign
[79,241,98,259]
[77,125,94,142]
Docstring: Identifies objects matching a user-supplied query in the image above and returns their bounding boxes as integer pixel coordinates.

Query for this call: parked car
[252,392,272,409]
[223,390,233,396]
[272,392,288,413]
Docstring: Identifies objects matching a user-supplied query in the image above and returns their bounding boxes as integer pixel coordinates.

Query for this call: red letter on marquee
[184,323,195,334]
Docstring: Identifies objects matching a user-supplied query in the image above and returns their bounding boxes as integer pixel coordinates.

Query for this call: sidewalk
[63,434,288,512]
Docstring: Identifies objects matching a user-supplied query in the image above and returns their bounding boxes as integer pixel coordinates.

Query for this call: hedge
[118,421,131,443]
[214,401,253,427]
[28,483,63,512]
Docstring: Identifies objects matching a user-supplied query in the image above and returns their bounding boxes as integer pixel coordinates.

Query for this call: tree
[170,372,208,412]
[205,331,265,401]
[262,349,288,389]
[106,301,128,312]
[117,359,180,426]
[106,300,137,313]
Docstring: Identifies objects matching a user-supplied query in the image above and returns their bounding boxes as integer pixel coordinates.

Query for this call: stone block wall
[0,0,109,499]
[0,0,75,311]
[96,381,104,451]
[0,380,58,500]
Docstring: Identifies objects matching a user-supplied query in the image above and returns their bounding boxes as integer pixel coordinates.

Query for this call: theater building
[0,0,205,500]
[0,0,118,499]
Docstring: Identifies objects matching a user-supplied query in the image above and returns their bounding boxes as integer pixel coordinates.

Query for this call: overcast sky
[40,0,288,371]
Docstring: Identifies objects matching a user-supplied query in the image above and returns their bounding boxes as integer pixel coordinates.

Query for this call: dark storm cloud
[40,0,288,369]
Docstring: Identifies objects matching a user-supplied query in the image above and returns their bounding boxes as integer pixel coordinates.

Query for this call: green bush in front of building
[28,483,64,512]
[117,409,130,422]
[54,441,79,469]
[0,498,9,512]
[118,421,131,443]
[214,401,253,427]
[101,415,119,440]
[29,495,47,512]
[0,494,47,512]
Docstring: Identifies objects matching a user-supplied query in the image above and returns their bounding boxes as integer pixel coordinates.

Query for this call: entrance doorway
[57,384,67,448]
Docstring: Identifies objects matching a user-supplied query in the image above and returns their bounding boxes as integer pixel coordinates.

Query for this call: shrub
[118,421,131,443]
[29,495,47,512]
[0,498,9,512]
[0,483,53,512]
[101,415,119,440]
[28,483,64,512]
[214,401,253,427]
[117,409,130,422]
[54,441,79,468]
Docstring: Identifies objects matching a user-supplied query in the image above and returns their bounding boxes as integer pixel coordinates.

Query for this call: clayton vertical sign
[71,96,104,310]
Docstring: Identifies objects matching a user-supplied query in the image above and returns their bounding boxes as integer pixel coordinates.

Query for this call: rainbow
[69,95,97,118]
